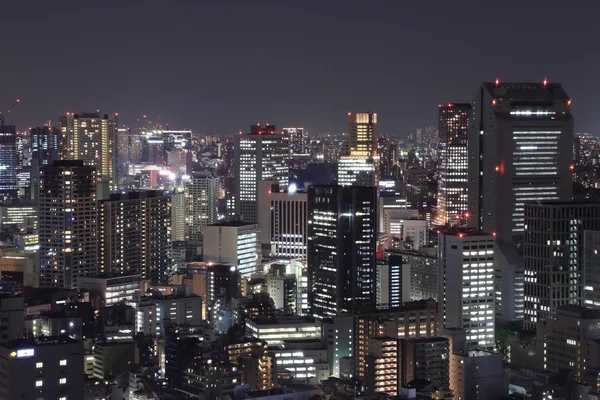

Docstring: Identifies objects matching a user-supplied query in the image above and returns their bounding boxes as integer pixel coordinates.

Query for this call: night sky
[2,0,599,136]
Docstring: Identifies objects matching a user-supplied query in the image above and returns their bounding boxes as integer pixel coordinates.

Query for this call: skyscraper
[98,190,172,282]
[39,161,97,289]
[468,82,573,244]
[338,113,379,186]
[234,124,289,223]
[307,185,377,318]
[436,103,470,226]
[283,127,305,155]
[523,201,600,330]
[30,126,60,200]
[438,228,495,349]
[59,112,118,191]
[0,124,18,201]
[184,170,219,242]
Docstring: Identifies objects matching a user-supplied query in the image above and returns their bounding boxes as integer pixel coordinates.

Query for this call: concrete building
[234,124,289,223]
[78,274,141,307]
[136,294,203,337]
[398,337,450,389]
[402,218,428,250]
[203,221,261,278]
[59,112,118,191]
[308,185,377,318]
[468,81,573,244]
[495,243,524,322]
[0,336,84,400]
[523,201,600,329]
[92,341,135,379]
[273,340,329,383]
[0,294,24,345]
[257,181,308,258]
[449,350,508,400]
[436,103,471,226]
[0,249,38,287]
[98,190,172,282]
[184,170,219,242]
[337,155,377,187]
[539,305,600,380]
[0,204,37,231]
[246,317,322,346]
[584,230,600,309]
[38,161,97,289]
[0,125,18,201]
[438,228,495,349]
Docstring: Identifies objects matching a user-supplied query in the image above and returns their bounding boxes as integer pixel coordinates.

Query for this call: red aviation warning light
[543,78,548,87]
[458,233,465,239]
[495,78,499,86]
[567,99,572,106]
[570,165,575,171]
[492,99,497,106]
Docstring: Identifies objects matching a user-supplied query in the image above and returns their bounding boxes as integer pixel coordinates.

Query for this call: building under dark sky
[2,1,600,135]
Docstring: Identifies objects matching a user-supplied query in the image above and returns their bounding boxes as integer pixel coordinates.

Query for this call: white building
[246,317,322,346]
[203,221,261,278]
[438,229,495,349]
[78,274,141,307]
[257,181,308,258]
[184,170,219,242]
[136,294,203,337]
[403,218,427,250]
[273,341,329,383]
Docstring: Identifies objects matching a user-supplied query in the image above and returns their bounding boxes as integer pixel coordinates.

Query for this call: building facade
[234,124,289,223]
[184,170,219,242]
[203,221,261,278]
[468,82,573,244]
[0,124,18,201]
[39,161,97,289]
[308,185,377,318]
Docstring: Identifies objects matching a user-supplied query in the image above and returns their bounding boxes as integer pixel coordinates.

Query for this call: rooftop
[3,335,80,349]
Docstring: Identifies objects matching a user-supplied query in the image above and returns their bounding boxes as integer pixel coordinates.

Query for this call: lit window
[36,380,43,387]
[59,378,67,384]
[59,397,67,400]
[36,362,43,369]
[59,359,67,366]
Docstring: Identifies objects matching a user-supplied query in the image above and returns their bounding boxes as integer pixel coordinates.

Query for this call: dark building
[436,103,471,226]
[308,185,377,319]
[0,125,18,201]
[468,81,573,244]
[30,126,60,200]
[39,161,97,289]
[523,200,600,329]
[98,190,172,282]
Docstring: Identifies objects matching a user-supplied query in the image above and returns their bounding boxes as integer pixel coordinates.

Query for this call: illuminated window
[59,359,67,366]
[36,362,43,369]
[36,380,43,387]
[59,378,67,384]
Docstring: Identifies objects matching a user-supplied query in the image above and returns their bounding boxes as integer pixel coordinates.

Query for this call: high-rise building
[436,103,470,226]
[59,112,118,191]
[30,126,60,200]
[234,124,289,223]
[184,170,219,242]
[98,190,172,282]
[203,221,261,278]
[378,138,398,179]
[257,181,308,258]
[0,124,18,201]
[438,228,495,349]
[348,112,377,158]
[283,127,306,155]
[468,82,573,244]
[39,161,97,289]
[338,112,379,186]
[307,185,377,318]
[170,189,186,242]
[523,201,600,329]
[584,230,600,309]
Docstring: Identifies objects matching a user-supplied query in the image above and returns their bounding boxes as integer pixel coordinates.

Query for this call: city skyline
[3,1,600,136]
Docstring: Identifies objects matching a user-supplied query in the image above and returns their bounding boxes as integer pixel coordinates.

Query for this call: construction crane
[0,98,20,126]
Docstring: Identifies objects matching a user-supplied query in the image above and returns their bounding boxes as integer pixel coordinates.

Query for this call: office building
[0,124,18,201]
[284,127,306,155]
[136,294,203,337]
[245,316,322,346]
[0,204,37,231]
[0,250,38,287]
[59,112,118,190]
[398,337,450,389]
[378,138,398,179]
[92,341,135,379]
[39,161,97,289]
[171,189,186,242]
[184,170,219,242]
[257,181,308,258]
[438,228,495,349]
[402,218,428,250]
[449,350,508,400]
[348,112,377,158]
[273,341,330,383]
[468,82,573,244]
[78,274,141,306]
[395,250,438,303]
[234,124,289,223]
[523,201,600,329]
[337,155,377,187]
[584,230,600,309]
[0,337,84,400]
[0,295,24,345]
[203,221,261,278]
[308,185,377,318]
[539,305,600,380]
[495,243,524,322]
[98,190,172,282]
[436,103,470,226]
[30,126,60,199]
